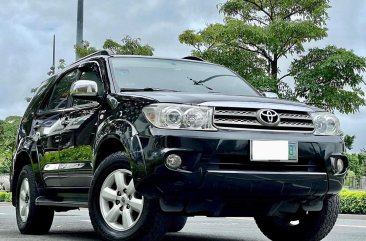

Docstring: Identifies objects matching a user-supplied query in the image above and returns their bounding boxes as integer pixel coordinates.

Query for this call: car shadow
[42,231,257,241]
[163,232,258,241]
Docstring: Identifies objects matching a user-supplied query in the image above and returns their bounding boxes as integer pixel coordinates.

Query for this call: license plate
[250,140,298,162]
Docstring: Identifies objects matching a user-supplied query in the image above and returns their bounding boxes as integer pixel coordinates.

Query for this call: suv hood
[119,91,321,112]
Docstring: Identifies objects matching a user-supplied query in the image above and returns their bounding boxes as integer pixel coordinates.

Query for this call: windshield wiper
[120,88,179,92]
[189,74,236,91]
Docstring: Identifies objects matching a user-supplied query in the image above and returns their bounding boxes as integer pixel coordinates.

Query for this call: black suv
[11,50,347,241]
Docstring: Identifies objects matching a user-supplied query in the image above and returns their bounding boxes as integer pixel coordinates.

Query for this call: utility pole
[48,34,56,76]
[76,0,84,60]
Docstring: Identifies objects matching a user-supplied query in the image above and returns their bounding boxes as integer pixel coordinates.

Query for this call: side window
[48,70,79,110]
[72,69,104,106]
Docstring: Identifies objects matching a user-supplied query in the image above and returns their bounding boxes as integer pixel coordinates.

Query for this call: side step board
[36,196,88,208]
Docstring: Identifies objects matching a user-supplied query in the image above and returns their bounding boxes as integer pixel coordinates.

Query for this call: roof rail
[182,56,205,62]
[72,49,114,66]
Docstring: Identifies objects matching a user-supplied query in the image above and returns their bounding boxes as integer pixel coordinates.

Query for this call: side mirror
[262,91,279,99]
[70,80,98,98]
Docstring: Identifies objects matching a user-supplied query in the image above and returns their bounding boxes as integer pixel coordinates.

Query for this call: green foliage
[103,36,154,56]
[346,153,366,180]
[291,46,366,114]
[75,40,98,58]
[179,0,366,113]
[340,189,366,214]
[179,29,268,88]
[0,116,21,174]
[0,192,11,202]
[344,134,356,151]
[180,0,329,89]
[76,36,154,58]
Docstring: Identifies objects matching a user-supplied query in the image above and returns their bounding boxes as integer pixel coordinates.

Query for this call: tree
[76,35,154,58]
[290,46,366,113]
[57,59,66,70]
[75,40,98,58]
[344,134,355,151]
[347,153,365,180]
[179,0,366,113]
[0,116,22,173]
[103,36,154,56]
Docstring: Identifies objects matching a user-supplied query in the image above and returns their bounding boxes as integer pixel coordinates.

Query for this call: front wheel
[255,195,340,241]
[89,152,168,241]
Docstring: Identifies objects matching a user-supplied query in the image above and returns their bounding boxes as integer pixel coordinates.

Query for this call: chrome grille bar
[213,107,314,132]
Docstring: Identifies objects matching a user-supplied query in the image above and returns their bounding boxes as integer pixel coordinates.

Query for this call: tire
[168,216,187,232]
[16,164,54,234]
[89,152,168,241]
[255,195,340,241]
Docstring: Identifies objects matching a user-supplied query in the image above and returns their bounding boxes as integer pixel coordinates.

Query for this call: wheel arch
[11,151,32,206]
[94,118,147,183]
[94,136,126,171]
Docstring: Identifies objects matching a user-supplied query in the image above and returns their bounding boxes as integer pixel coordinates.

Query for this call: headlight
[142,104,216,130]
[311,112,341,135]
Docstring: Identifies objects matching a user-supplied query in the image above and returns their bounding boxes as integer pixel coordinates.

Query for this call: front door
[58,64,104,188]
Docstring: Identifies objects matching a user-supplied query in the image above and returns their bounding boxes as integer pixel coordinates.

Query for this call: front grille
[203,154,326,172]
[213,107,314,132]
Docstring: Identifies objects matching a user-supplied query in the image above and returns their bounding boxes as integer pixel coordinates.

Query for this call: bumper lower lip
[137,168,331,216]
[203,170,328,196]
[137,168,329,198]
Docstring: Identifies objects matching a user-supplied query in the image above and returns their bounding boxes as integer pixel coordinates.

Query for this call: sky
[0,0,365,151]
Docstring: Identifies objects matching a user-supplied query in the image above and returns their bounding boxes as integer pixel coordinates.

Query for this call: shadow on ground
[8,231,256,241]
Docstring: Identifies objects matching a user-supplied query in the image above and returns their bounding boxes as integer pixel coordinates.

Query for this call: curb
[339,214,366,220]
[0,202,12,206]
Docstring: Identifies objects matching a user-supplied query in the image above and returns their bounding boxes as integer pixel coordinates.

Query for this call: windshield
[109,57,259,96]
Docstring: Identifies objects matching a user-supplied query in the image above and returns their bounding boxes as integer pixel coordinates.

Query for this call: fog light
[165,154,182,170]
[336,158,344,173]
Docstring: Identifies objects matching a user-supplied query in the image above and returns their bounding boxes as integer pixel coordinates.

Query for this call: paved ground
[1,203,366,241]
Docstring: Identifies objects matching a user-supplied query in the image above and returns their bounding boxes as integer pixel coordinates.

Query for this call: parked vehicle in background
[11,51,347,241]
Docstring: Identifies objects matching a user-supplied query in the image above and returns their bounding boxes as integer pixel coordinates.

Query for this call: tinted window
[110,57,259,96]
[48,70,79,110]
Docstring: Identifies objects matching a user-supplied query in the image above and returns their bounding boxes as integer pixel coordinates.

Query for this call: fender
[11,139,41,205]
[94,116,147,184]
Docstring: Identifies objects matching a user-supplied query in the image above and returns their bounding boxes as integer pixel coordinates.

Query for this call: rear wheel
[255,195,340,241]
[89,152,168,241]
[16,164,54,234]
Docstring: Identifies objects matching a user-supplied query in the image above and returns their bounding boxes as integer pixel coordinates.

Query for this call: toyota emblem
[257,109,280,126]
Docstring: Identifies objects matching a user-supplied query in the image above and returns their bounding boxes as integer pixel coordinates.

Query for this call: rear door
[58,62,105,188]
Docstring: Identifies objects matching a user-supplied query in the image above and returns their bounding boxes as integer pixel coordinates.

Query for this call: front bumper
[134,128,347,216]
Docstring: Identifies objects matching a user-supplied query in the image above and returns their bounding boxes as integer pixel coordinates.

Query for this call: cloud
[0,0,365,151]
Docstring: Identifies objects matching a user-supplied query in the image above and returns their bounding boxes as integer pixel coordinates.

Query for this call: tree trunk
[270,57,278,92]
[271,60,278,80]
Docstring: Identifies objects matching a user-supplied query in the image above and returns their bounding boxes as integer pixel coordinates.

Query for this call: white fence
[0,174,10,191]
[344,176,366,190]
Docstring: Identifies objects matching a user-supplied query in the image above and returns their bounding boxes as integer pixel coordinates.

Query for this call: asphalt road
[1,203,366,241]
